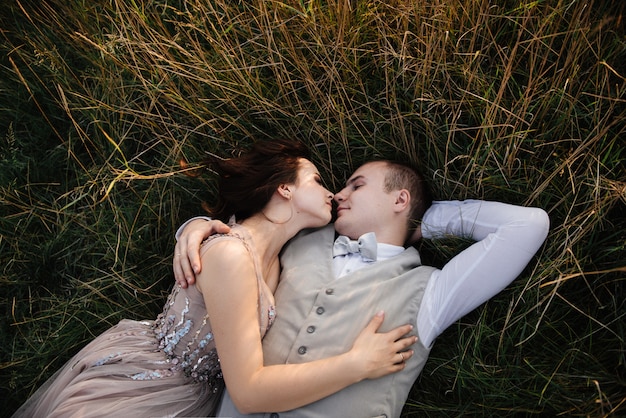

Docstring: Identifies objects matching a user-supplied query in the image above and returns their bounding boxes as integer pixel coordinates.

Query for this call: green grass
[1,0,625,416]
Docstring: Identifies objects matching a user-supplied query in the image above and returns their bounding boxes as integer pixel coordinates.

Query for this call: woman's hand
[173,219,231,287]
[347,311,417,381]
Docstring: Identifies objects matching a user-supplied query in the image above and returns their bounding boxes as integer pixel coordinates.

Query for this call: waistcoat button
[307,325,316,333]
[325,288,334,295]
[298,346,307,355]
[316,307,325,315]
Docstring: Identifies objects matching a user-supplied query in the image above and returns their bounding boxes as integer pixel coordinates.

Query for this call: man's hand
[407,224,422,245]
[173,218,231,288]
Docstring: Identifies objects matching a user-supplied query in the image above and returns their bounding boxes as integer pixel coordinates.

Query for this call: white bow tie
[332,232,378,262]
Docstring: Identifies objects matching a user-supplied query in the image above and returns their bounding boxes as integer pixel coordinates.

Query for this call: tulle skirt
[12,319,223,418]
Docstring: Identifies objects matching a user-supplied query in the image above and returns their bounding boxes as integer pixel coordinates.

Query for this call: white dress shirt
[331,200,549,347]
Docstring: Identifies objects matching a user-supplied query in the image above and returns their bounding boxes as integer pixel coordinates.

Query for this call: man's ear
[394,189,410,212]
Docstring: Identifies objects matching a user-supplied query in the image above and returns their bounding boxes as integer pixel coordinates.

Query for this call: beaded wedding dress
[13,224,275,418]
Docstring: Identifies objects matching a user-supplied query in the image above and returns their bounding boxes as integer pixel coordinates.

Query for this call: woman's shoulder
[199,224,252,261]
[195,225,258,293]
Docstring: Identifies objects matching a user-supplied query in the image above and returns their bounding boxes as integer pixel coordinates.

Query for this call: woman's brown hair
[207,138,311,222]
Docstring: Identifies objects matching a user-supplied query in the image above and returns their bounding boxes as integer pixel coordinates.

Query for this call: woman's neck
[238,214,295,287]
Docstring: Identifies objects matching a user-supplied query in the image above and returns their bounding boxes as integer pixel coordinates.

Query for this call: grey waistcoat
[218,224,435,418]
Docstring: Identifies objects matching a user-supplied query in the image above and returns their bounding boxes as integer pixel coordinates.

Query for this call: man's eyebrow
[345,175,365,186]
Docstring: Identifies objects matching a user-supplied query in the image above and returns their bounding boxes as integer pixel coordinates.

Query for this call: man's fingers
[174,237,196,287]
[187,230,206,275]
[215,223,231,234]
[180,252,197,286]
[186,222,231,275]
[173,219,232,289]
[173,255,186,288]
[173,241,191,288]
[407,224,422,245]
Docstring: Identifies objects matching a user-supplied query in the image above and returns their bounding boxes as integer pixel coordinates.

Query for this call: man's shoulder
[290,223,336,242]
[280,224,335,261]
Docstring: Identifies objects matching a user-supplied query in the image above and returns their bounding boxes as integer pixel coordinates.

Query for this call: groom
[174,160,549,417]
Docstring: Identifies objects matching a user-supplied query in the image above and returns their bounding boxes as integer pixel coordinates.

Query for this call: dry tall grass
[1,0,625,416]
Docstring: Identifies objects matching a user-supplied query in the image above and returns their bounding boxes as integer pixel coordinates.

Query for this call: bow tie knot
[333,233,378,261]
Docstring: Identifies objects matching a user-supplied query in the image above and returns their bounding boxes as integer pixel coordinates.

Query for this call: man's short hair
[381,160,432,231]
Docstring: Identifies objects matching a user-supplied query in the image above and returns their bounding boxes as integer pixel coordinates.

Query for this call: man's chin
[333,219,353,238]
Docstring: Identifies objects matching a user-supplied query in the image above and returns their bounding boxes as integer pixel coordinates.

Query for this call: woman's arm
[198,239,416,414]
[416,200,550,347]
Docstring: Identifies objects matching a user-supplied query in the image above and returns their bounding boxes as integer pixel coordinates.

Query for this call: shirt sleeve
[174,216,212,241]
[416,200,550,347]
